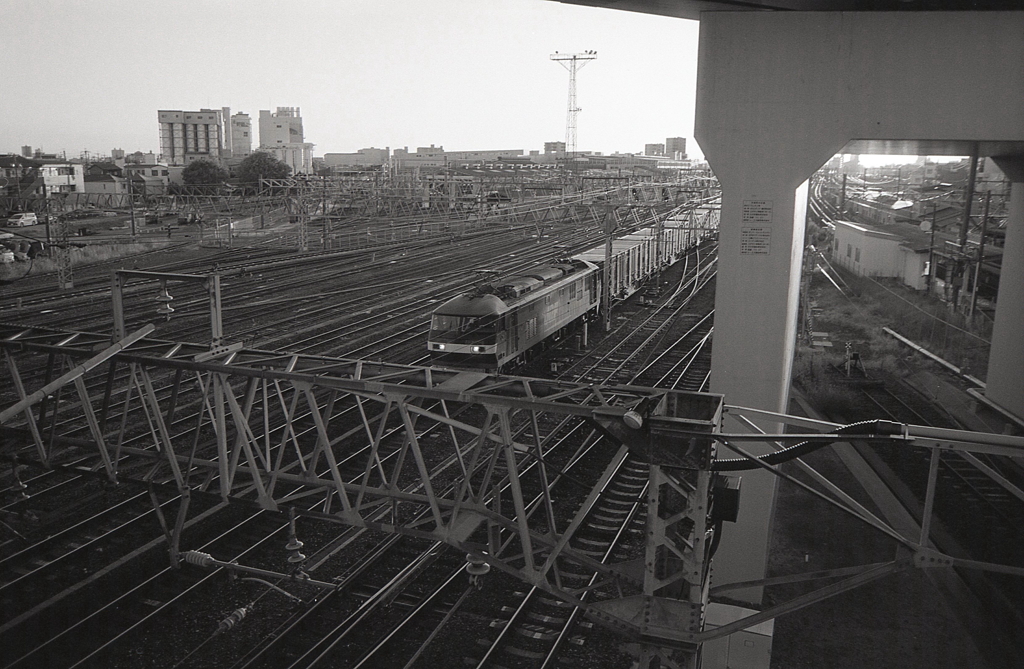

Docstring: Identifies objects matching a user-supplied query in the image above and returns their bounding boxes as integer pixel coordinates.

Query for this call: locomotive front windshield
[430,315,498,344]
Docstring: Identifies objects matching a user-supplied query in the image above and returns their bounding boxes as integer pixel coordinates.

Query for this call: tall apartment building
[666,137,687,159]
[544,141,566,155]
[157,108,227,166]
[645,143,666,156]
[258,107,313,174]
[230,112,252,157]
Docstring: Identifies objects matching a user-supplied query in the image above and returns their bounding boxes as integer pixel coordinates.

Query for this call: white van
[6,213,38,227]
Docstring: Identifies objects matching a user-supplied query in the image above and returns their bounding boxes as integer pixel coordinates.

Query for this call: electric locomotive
[428,259,600,371]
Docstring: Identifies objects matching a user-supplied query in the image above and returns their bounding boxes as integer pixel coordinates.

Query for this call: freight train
[428,224,692,371]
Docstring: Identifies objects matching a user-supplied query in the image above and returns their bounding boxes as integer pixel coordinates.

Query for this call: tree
[181,159,229,189]
[237,152,292,186]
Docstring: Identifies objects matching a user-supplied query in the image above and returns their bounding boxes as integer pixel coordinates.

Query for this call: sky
[1,0,702,160]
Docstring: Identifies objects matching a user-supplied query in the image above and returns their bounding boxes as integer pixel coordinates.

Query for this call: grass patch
[1,240,176,280]
[801,266,990,384]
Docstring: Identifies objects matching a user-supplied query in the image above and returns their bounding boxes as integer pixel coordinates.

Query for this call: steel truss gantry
[3,323,1021,667]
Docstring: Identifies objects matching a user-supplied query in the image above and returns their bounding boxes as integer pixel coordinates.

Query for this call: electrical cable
[711,419,905,471]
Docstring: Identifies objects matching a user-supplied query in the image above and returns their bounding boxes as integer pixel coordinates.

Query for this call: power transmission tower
[550,50,597,170]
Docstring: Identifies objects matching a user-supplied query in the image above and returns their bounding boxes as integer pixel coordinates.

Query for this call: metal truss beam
[4,324,1015,665]
[0,323,720,662]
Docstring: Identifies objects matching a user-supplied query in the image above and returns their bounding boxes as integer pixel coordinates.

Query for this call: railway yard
[1,181,1023,669]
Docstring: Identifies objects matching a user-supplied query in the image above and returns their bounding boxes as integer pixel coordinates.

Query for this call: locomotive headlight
[435,344,445,350]
[472,346,485,353]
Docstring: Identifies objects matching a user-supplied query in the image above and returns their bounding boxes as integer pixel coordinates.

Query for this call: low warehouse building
[831,219,930,290]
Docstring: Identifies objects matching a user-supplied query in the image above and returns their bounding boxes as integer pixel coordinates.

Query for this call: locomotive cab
[428,293,508,369]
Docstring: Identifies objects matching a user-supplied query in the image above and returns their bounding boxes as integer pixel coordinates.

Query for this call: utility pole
[321,175,328,249]
[602,207,616,332]
[969,191,991,322]
[127,172,137,240]
[926,204,936,293]
[958,144,979,252]
[550,50,597,172]
[840,173,847,219]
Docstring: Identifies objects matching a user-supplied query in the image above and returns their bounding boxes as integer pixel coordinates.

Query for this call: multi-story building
[83,174,128,196]
[645,143,666,156]
[666,137,687,159]
[258,107,314,174]
[124,163,171,194]
[157,108,226,166]
[544,141,566,155]
[0,155,84,198]
[229,112,252,157]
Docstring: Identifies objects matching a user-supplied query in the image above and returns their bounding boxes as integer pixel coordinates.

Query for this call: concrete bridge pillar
[987,157,1024,422]
[695,11,1024,605]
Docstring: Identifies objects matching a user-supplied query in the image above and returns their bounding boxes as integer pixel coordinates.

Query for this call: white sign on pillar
[741,200,773,255]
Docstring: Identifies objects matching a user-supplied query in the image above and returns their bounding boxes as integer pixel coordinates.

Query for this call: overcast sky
[2,0,701,159]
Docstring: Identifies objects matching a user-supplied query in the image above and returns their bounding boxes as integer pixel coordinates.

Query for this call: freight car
[428,224,691,371]
[572,224,688,301]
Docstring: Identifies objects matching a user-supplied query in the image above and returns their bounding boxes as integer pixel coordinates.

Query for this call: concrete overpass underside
[554,1,1024,606]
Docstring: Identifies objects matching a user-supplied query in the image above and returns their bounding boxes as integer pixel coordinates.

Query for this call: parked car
[6,212,38,227]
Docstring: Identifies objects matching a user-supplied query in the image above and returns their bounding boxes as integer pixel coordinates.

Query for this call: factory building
[323,147,390,168]
[258,107,314,174]
[157,108,229,166]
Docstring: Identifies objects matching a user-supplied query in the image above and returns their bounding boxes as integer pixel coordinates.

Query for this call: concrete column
[694,11,1024,606]
[986,157,1024,422]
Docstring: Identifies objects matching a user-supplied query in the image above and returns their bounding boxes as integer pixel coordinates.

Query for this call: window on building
[846,243,852,258]
[151,170,158,176]
[243,132,248,137]
[162,170,169,176]
[855,248,861,262]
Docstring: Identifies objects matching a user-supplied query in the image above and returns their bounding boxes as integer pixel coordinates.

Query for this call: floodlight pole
[551,51,597,170]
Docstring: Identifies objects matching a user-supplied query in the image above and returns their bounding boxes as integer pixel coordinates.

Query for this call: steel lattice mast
[551,51,597,169]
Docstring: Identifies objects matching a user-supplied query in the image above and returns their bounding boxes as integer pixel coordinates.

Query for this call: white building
[831,220,930,290]
[229,112,252,158]
[323,148,390,168]
[258,107,314,174]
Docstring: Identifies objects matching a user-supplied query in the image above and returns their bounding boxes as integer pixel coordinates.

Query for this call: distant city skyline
[2,0,701,160]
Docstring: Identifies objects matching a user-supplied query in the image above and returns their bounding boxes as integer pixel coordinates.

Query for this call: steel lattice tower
[550,51,596,168]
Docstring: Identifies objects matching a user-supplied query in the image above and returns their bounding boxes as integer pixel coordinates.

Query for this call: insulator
[155,282,174,316]
[285,538,304,552]
[287,551,307,564]
[465,553,490,576]
[183,550,215,567]
[216,605,250,635]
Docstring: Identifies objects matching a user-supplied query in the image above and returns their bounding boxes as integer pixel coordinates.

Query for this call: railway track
[1,210,725,668]
[850,380,1024,665]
